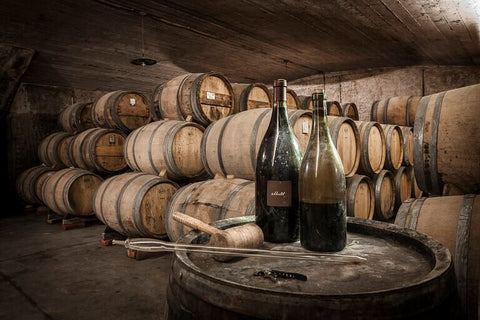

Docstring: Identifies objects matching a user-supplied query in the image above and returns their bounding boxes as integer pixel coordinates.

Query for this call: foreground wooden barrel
[152,72,234,126]
[371,95,422,126]
[42,168,103,216]
[201,108,312,180]
[381,124,404,170]
[166,216,457,320]
[413,83,480,195]
[354,120,386,175]
[346,174,374,220]
[93,172,179,238]
[16,165,57,205]
[372,169,395,221]
[91,90,152,133]
[165,176,255,241]
[395,195,480,320]
[37,131,74,168]
[69,127,127,174]
[124,120,206,181]
[342,102,359,120]
[57,102,95,133]
[231,82,272,113]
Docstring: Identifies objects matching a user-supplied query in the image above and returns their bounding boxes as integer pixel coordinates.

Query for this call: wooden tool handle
[172,211,220,235]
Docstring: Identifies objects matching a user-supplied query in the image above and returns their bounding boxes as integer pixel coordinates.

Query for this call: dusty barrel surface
[124,120,206,180]
[42,168,103,216]
[93,172,179,238]
[371,95,422,126]
[201,108,312,180]
[166,216,457,320]
[68,127,127,174]
[16,165,57,205]
[231,82,272,113]
[413,83,480,195]
[165,176,255,241]
[152,72,234,126]
[395,195,480,320]
[57,102,95,133]
[345,174,374,220]
[354,120,386,175]
[91,90,152,133]
[37,131,74,168]
[372,169,395,221]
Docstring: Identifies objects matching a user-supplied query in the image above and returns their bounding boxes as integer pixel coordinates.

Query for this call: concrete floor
[0,208,172,320]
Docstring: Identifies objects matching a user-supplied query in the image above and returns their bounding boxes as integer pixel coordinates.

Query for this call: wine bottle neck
[273,83,289,120]
[311,94,329,138]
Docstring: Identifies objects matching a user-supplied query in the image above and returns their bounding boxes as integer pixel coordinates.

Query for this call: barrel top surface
[175,216,451,296]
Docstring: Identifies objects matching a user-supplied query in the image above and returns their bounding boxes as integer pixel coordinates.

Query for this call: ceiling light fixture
[131,12,157,66]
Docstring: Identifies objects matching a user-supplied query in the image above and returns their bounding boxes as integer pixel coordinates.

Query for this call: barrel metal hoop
[219,181,252,220]
[62,170,90,215]
[217,115,235,177]
[111,91,133,132]
[362,122,373,173]
[238,84,253,112]
[131,176,164,237]
[126,125,148,173]
[164,122,192,179]
[200,123,215,177]
[370,100,379,121]
[250,109,271,171]
[429,92,445,195]
[406,96,414,126]
[413,95,431,193]
[383,98,391,124]
[150,84,164,121]
[115,173,149,234]
[455,194,475,313]
[88,129,112,173]
[408,197,425,230]
[104,90,120,130]
[395,198,416,227]
[190,73,210,127]
[176,73,192,120]
[95,173,120,226]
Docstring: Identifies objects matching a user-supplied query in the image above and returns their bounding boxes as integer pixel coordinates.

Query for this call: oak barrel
[124,120,206,181]
[152,72,234,126]
[200,108,312,180]
[354,120,386,175]
[327,116,361,177]
[400,126,414,166]
[286,88,300,109]
[166,216,457,319]
[16,165,56,205]
[372,169,395,221]
[68,127,127,174]
[57,102,95,133]
[37,131,74,169]
[371,95,422,126]
[91,90,152,133]
[231,82,272,113]
[299,96,343,116]
[342,102,359,120]
[93,171,179,238]
[393,166,412,210]
[346,174,374,220]
[165,176,255,241]
[380,124,404,170]
[395,194,480,319]
[42,168,103,216]
[413,83,480,195]
[406,165,423,198]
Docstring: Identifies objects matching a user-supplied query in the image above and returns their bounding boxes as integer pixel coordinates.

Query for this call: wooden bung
[172,211,264,261]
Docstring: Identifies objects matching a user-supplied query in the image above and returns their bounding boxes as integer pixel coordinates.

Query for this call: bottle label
[267,180,292,207]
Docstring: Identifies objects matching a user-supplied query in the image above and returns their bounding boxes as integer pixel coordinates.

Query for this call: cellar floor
[0,208,172,320]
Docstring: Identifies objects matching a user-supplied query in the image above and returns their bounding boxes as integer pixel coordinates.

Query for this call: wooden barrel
[201,108,312,180]
[354,120,386,175]
[370,95,422,126]
[57,102,95,133]
[400,126,414,166]
[413,83,480,195]
[286,88,300,109]
[93,171,179,238]
[327,116,361,177]
[372,169,395,221]
[406,166,423,198]
[68,127,127,174]
[165,176,255,241]
[395,194,480,320]
[299,97,344,116]
[166,216,457,320]
[37,131,74,169]
[346,174,374,220]
[342,102,359,120]
[380,124,404,170]
[42,168,103,216]
[393,166,412,210]
[124,120,206,180]
[91,90,152,133]
[231,82,272,113]
[16,165,57,205]
[152,72,234,127]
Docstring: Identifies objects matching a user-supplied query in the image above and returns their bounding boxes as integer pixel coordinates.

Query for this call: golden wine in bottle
[299,90,347,252]
[255,79,302,242]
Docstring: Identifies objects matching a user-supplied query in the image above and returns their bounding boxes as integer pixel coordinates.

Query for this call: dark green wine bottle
[299,90,347,252]
[255,79,302,243]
